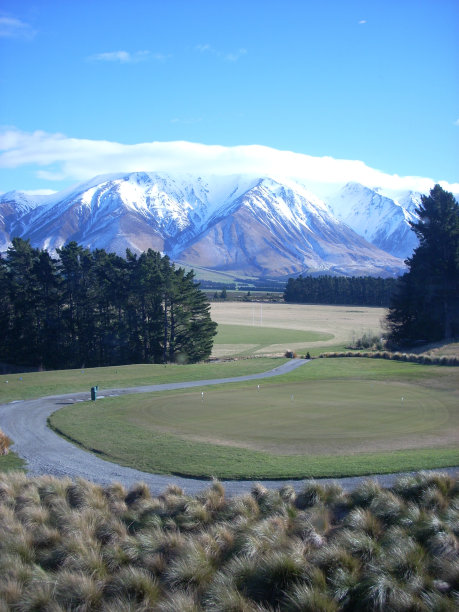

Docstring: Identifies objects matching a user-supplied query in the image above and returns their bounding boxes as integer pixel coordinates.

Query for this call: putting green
[124,380,452,455]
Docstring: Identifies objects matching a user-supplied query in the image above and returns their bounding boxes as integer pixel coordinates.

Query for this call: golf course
[210,302,383,356]
[2,303,458,479]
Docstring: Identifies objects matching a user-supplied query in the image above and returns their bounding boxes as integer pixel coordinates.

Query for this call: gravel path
[1,358,456,494]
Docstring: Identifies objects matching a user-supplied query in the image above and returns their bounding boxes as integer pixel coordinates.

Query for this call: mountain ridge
[0,172,417,279]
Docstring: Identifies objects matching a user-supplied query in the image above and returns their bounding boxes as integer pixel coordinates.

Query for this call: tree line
[0,239,217,369]
[283,275,397,306]
[284,185,458,348]
[386,184,459,347]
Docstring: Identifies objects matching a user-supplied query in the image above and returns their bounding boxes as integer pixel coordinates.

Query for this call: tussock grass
[320,349,459,366]
[0,471,457,610]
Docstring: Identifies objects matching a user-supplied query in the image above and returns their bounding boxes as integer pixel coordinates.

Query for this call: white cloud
[0,16,36,39]
[195,43,212,53]
[0,128,458,196]
[89,50,150,63]
[454,118,459,126]
[23,189,57,195]
[358,20,367,25]
[151,53,171,61]
[195,43,247,62]
[225,48,247,62]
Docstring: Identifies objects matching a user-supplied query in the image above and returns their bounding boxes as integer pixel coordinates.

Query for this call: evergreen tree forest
[0,239,217,369]
[386,184,459,347]
[283,275,397,306]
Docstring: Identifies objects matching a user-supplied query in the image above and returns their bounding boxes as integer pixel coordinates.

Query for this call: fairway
[211,302,385,356]
[0,358,281,404]
[213,324,333,356]
[49,359,459,479]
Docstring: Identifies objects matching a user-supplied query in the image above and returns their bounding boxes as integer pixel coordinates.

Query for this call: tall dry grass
[0,428,11,455]
[0,471,457,610]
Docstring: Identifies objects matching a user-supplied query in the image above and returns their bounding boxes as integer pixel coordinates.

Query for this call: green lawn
[214,323,332,346]
[0,452,25,473]
[49,359,459,479]
[0,358,285,404]
[212,323,334,357]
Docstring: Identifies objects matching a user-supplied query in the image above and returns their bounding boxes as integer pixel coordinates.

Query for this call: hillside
[0,173,409,279]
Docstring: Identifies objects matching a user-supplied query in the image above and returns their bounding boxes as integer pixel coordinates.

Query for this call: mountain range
[0,172,427,279]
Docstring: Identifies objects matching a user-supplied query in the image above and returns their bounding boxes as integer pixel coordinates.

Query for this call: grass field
[2,302,458,479]
[211,302,385,356]
[213,324,333,356]
[0,358,282,404]
[0,304,384,403]
[49,358,459,479]
[0,451,25,473]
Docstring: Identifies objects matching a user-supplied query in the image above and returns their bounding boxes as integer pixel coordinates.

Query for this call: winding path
[0,359,456,494]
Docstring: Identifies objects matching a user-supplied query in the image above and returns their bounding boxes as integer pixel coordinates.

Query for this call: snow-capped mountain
[0,172,410,278]
[172,178,402,277]
[325,182,421,260]
[0,190,47,252]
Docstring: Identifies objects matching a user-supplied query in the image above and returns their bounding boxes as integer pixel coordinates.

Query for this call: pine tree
[5,238,41,365]
[386,184,459,347]
[0,255,12,361]
[33,249,63,368]
[0,242,217,369]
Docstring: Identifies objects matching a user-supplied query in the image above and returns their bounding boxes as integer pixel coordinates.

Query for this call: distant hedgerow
[319,351,459,366]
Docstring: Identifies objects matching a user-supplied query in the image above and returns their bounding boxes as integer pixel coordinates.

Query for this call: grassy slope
[49,359,459,479]
[0,452,25,472]
[0,358,284,404]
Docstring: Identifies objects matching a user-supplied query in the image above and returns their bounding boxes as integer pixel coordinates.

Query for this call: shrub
[344,507,383,539]
[165,539,217,593]
[352,570,419,611]
[350,479,383,508]
[0,428,11,455]
[319,350,459,366]
[295,482,324,509]
[53,570,103,609]
[348,332,384,351]
[156,591,202,612]
[369,490,405,526]
[284,583,339,612]
[125,482,151,506]
[103,566,160,606]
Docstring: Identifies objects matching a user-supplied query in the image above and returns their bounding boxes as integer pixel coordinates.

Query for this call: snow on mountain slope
[326,182,420,260]
[174,178,404,277]
[9,173,263,254]
[0,190,49,251]
[0,172,408,278]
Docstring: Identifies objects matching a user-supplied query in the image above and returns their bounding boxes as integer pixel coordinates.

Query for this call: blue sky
[0,0,458,194]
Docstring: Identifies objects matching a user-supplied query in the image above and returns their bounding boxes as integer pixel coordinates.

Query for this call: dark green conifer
[386,184,459,346]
